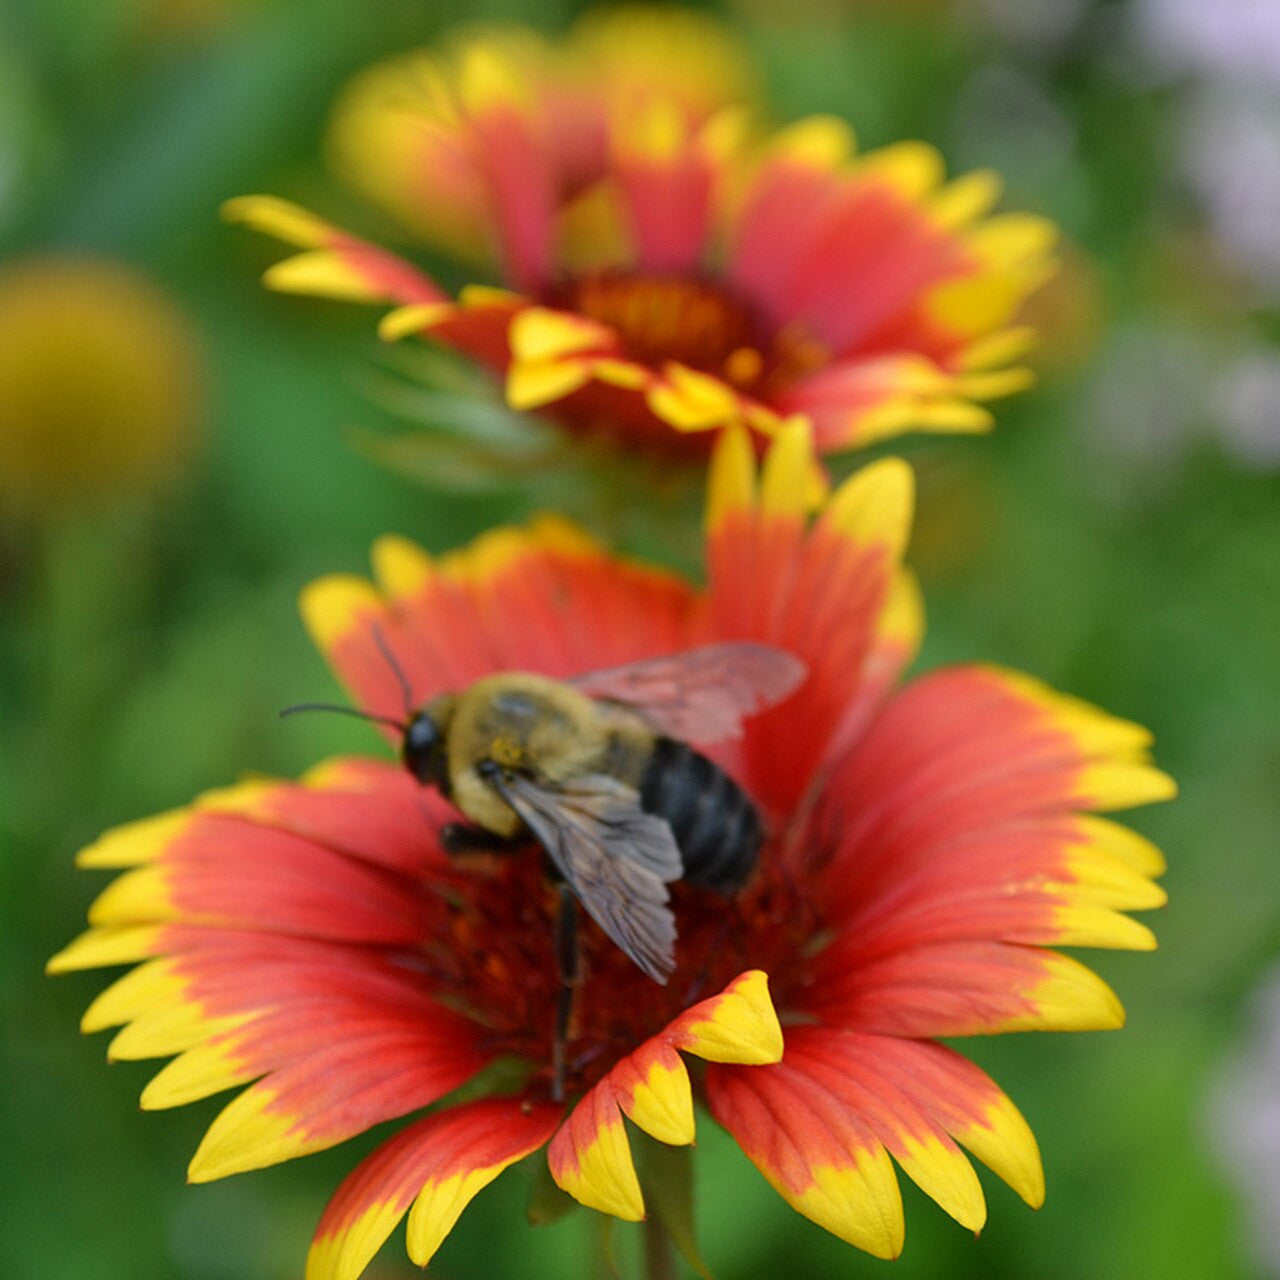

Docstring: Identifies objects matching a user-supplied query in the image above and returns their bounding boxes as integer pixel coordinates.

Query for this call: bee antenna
[370,622,415,719]
[278,702,407,733]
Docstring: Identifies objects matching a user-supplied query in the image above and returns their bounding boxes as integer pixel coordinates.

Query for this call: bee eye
[402,714,444,786]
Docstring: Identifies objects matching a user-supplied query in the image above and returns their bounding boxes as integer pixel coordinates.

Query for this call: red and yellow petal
[815,665,1172,904]
[609,102,741,275]
[554,358,782,454]
[145,971,482,1098]
[807,941,1126,1040]
[46,923,167,974]
[381,292,636,425]
[306,1097,562,1280]
[548,970,782,1219]
[81,806,435,944]
[327,11,754,278]
[707,1026,1043,1257]
[646,361,759,433]
[379,283,523,374]
[548,1076,646,1220]
[70,766,437,882]
[70,921,487,1101]
[933,214,1059,336]
[505,305,620,410]
[222,196,445,306]
[819,568,925,768]
[449,44,562,292]
[302,515,700,721]
[54,922,494,1191]
[607,1039,696,1148]
[708,1050,906,1258]
[727,116,855,311]
[69,932,487,1178]
[664,968,784,1064]
[982,666,1177,810]
[187,1014,487,1181]
[796,665,1168,1037]
[761,141,966,356]
[565,7,756,130]
[328,47,500,265]
[704,425,911,812]
[190,759,450,876]
[778,352,997,452]
[720,118,1054,452]
[52,751,495,1183]
[381,286,782,453]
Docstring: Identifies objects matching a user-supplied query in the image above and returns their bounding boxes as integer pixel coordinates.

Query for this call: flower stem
[643,1213,678,1280]
[635,1136,708,1279]
[590,1212,619,1280]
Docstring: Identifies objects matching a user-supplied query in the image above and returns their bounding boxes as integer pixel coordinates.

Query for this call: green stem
[643,1213,678,1280]
[634,1136,708,1279]
[36,508,148,796]
[592,1212,620,1280]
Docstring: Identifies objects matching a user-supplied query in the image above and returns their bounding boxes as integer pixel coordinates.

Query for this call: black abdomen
[639,738,763,893]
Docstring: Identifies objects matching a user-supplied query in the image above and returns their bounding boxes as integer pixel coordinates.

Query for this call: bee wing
[492,772,681,985]
[571,643,807,744]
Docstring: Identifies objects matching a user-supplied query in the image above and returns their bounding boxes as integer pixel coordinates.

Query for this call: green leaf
[636,1134,713,1280]
[348,425,565,494]
[355,362,548,445]
[526,1155,579,1228]
[594,1212,622,1280]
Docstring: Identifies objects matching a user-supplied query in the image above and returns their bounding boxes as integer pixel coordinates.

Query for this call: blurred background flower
[226,8,1056,474]
[1132,0,1280,305]
[0,255,201,513]
[2,1,1276,1279]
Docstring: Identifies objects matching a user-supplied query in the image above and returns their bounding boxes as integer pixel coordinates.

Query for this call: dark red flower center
[547,269,827,394]
[418,842,819,1100]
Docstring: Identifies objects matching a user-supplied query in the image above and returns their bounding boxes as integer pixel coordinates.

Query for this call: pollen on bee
[490,736,526,769]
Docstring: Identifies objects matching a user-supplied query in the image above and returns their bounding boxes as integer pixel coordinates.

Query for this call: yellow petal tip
[299,574,383,656]
[379,303,449,342]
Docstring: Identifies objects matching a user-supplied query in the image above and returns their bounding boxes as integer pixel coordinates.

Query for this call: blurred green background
[2,0,1278,1277]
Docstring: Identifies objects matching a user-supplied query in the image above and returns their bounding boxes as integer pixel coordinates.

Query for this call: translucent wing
[571,643,807,744]
[491,772,681,985]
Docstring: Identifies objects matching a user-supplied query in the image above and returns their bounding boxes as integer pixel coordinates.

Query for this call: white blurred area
[1085,324,1280,483]
[1182,90,1280,295]
[951,0,1280,475]
[1133,0,1280,295]
[1134,0,1280,88]
[1208,966,1280,1279]
[1120,0,1280,472]
[962,0,1091,55]
[1215,348,1280,470]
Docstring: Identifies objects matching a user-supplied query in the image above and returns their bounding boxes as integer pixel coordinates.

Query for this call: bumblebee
[399,643,806,986]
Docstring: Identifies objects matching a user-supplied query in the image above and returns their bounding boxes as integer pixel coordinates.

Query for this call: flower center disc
[428,853,816,1099]
[559,270,766,382]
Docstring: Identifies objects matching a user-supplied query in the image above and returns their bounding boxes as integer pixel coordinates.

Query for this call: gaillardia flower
[0,256,201,512]
[225,10,1054,456]
[52,426,1170,1277]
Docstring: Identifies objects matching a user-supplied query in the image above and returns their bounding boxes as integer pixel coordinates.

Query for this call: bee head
[401,695,454,791]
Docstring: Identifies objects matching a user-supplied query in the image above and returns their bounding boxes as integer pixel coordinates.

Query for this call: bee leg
[552,884,579,1104]
[440,822,522,854]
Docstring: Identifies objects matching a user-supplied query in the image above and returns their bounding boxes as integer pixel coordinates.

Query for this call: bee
[286,641,804,1098]
[395,643,806,987]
